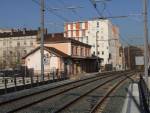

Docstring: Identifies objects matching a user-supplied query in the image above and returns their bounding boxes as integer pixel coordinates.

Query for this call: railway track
[0,71,135,113]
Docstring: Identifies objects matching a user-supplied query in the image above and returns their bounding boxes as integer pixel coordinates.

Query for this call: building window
[119,53,121,57]
[30,41,33,46]
[3,41,6,46]
[9,51,13,55]
[24,50,27,55]
[109,53,112,59]
[9,40,12,44]
[82,30,85,36]
[81,48,84,56]
[17,42,20,47]
[102,51,104,55]
[80,23,82,29]
[86,36,88,43]
[76,47,78,55]
[24,41,26,45]
[3,50,6,56]
[97,22,99,27]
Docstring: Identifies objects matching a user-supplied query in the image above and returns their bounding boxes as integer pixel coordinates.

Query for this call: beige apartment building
[0,29,38,69]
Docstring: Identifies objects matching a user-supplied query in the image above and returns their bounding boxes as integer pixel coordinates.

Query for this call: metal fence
[139,75,150,113]
[0,70,68,94]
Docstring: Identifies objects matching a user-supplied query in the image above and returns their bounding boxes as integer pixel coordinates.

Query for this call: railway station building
[22,33,102,77]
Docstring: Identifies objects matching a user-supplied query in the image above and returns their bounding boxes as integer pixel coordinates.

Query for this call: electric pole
[128,46,130,69]
[40,0,44,81]
[143,0,149,85]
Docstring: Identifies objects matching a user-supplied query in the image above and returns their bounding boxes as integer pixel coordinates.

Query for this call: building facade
[32,34,100,76]
[0,29,38,69]
[64,19,123,70]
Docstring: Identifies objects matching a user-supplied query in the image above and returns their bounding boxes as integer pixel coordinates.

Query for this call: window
[102,51,104,55]
[76,47,78,55]
[9,40,12,44]
[9,51,13,56]
[30,41,33,46]
[71,46,73,55]
[97,22,99,27]
[3,50,6,56]
[17,42,20,47]
[9,40,12,47]
[82,30,85,36]
[3,41,6,46]
[93,51,95,55]
[109,53,112,59]
[81,48,84,56]
[80,23,82,29]
[24,50,27,55]
[86,36,88,43]
[119,53,122,57]
[24,41,26,45]
[93,44,95,48]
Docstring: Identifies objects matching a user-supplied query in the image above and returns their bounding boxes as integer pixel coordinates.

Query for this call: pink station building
[22,33,101,77]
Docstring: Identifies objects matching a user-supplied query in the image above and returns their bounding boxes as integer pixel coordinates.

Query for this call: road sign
[43,57,49,65]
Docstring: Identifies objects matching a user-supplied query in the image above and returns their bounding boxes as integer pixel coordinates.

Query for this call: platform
[122,83,141,113]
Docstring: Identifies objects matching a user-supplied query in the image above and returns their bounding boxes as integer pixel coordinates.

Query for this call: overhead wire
[89,0,103,17]
[58,0,83,20]
[31,0,69,22]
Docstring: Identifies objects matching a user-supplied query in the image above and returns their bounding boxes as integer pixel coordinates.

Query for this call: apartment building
[0,28,12,33]
[0,29,38,69]
[64,19,123,70]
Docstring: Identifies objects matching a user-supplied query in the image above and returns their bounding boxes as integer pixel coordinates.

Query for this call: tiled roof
[22,46,69,59]
[38,33,91,47]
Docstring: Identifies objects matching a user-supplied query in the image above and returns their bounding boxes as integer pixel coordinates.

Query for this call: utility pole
[96,31,99,56]
[40,0,45,81]
[143,0,149,85]
[128,46,130,70]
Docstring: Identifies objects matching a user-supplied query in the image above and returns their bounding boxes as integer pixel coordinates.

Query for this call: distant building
[124,46,144,70]
[64,19,123,70]
[0,28,38,69]
[0,28,13,33]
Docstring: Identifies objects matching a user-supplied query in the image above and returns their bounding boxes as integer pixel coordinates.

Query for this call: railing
[139,75,150,113]
[0,70,68,95]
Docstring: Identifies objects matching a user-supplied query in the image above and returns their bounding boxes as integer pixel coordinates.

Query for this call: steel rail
[0,71,115,106]
[0,72,123,113]
[90,73,134,113]
[54,72,134,113]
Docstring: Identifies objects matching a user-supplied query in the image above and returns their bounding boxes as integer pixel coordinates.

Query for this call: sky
[0,0,149,45]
